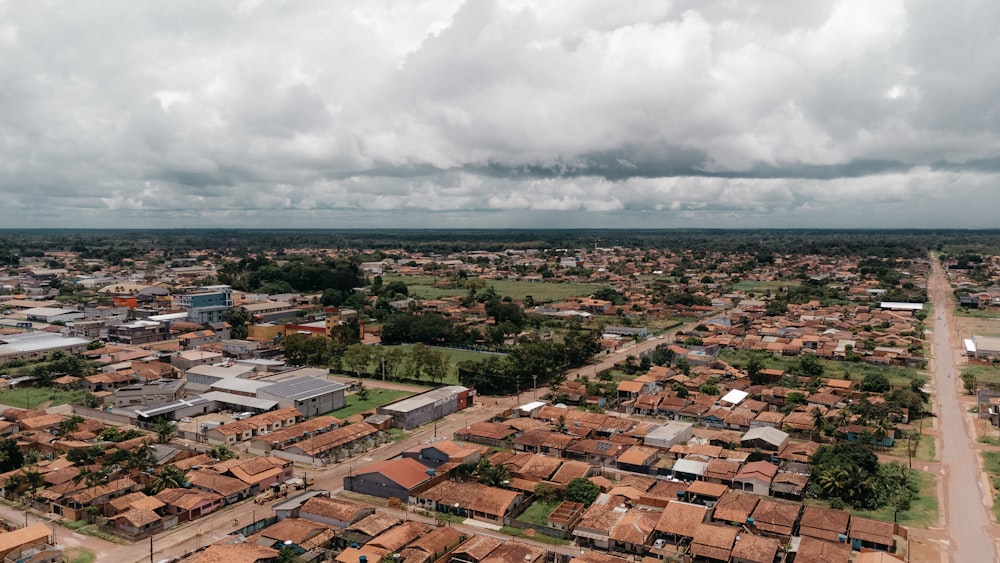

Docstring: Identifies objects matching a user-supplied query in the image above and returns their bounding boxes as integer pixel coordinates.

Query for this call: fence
[71,405,135,426]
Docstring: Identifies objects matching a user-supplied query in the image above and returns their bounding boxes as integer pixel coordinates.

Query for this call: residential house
[480,541,546,563]
[414,481,522,524]
[186,544,277,563]
[402,439,481,468]
[343,458,432,502]
[250,517,337,554]
[298,496,375,528]
[712,492,759,526]
[733,461,778,496]
[740,426,789,452]
[616,446,659,474]
[689,523,738,562]
[792,536,851,563]
[155,488,224,519]
[798,505,851,542]
[730,533,782,563]
[368,521,431,553]
[749,498,801,539]
[608,508,660,554]
[399,526,466,563]
[448,535,504,563]
[186,470,251,504]
[0,523,53,561]
[848,516,895,552]
[343,513,402,546]
[653,501,708,544]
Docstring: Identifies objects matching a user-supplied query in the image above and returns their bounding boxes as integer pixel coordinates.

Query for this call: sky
[1,0,999,229]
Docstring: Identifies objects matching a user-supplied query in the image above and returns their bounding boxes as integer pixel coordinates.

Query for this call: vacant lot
[851,469,939,527]
[961,365,1000,387]
[721,350,925,389]
[0,388,91,409]
[730,280,802,292]
[383,275,607,303]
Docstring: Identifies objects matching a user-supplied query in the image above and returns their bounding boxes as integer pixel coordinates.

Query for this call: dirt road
[928,256,999,562]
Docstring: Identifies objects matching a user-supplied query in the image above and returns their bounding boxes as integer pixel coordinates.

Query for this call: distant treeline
[4,228,1000,265]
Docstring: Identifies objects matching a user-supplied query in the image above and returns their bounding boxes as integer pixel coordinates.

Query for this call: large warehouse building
[377,385,474,430]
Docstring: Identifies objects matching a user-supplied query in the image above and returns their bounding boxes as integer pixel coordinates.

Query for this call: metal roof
[134,396,211,418]
[379,385,468,414]
[200,391,278,410]
[260,376,348,401]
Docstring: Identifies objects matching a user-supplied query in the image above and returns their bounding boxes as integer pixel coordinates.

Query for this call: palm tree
[73,467,106,489]
[818,467,849,499]
[149,465,188,494]
[129,442,157,475]
[152,418,176,444]
[871,416,896,450]
[810,407,825,442]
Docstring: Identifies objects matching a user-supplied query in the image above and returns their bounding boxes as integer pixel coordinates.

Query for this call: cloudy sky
[1,0,998,229]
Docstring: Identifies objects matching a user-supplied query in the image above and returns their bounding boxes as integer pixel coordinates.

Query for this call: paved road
[928,256,998,562]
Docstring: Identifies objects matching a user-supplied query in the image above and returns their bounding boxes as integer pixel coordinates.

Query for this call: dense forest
[4,228,1000,265]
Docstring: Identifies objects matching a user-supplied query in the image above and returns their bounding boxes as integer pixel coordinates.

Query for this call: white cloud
[0,0,996,228]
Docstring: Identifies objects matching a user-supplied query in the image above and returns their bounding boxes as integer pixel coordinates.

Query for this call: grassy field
[888,433,936,463]
[961,365,1000,386]
[851,469,939,528]
[720,350,925,389]
[0,388,91,409]
[955,308,1000,319]
[517,499,560,526]
[730,280,802,292]
[383,275,607,304]
[326,389,413,419]
[500,526,569,546]
[982,451,1000,522]
[65,548,96,563]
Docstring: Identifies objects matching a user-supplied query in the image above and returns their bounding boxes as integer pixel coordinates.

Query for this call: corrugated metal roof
[260,376,348,401]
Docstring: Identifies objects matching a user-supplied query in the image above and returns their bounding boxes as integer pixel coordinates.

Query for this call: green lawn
[962,365,1000,386]
[954,308,1000,319]
[500,526,569,546]
[517,499,560,526]
[851,469,939,528]
[888,433,936,463]
[326,389,413,419]
[0,388,91,409]
[730,280,802,292]
[65,548,96,563]
[382,275,607,304]
[979,436,1000,447]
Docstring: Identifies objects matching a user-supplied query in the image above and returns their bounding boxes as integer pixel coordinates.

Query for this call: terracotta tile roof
[188,544,278,563]
[729,533,781,563]
[112,508,161,528]
[255,517,335,550]
[452,535,503,562]
[418,481,520,518]
[848,515,894,545]
[404,525,463,556]
[689,523,738,561]
[735,460,778,482]
[549,460,593,484]
[794,536,851,563]
[608,508,659,545]
[155,488,223,511]
[354,457,431,489]
[750,498,801,536]
[516,455,563,480]
[713,492,759,525]
[0,523,50,555]
[480,541,546,563]
[368,521,431,552]
[654,501,708,538]
[685,480,728,499]
[799,505,851,541]
[300,496,371,524]
[187,470,249,497]
[347,513,401,537]
[335,546,389,563]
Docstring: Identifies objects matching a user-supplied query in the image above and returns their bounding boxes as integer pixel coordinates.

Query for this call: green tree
[746,353,767,385]
[565,477,600,506]
[149,465,189,493]
[961,371,978,394]
[342,343,374,378]
[209,445,238,461]
[152,418,176,444]
[861,372,891,393]
[795,354,824,377]
[477,460,512,488]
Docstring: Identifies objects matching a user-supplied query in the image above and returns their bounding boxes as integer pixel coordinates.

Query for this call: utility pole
[149,534,153,563]
[532,374,538,400]
[381,356,386,381]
